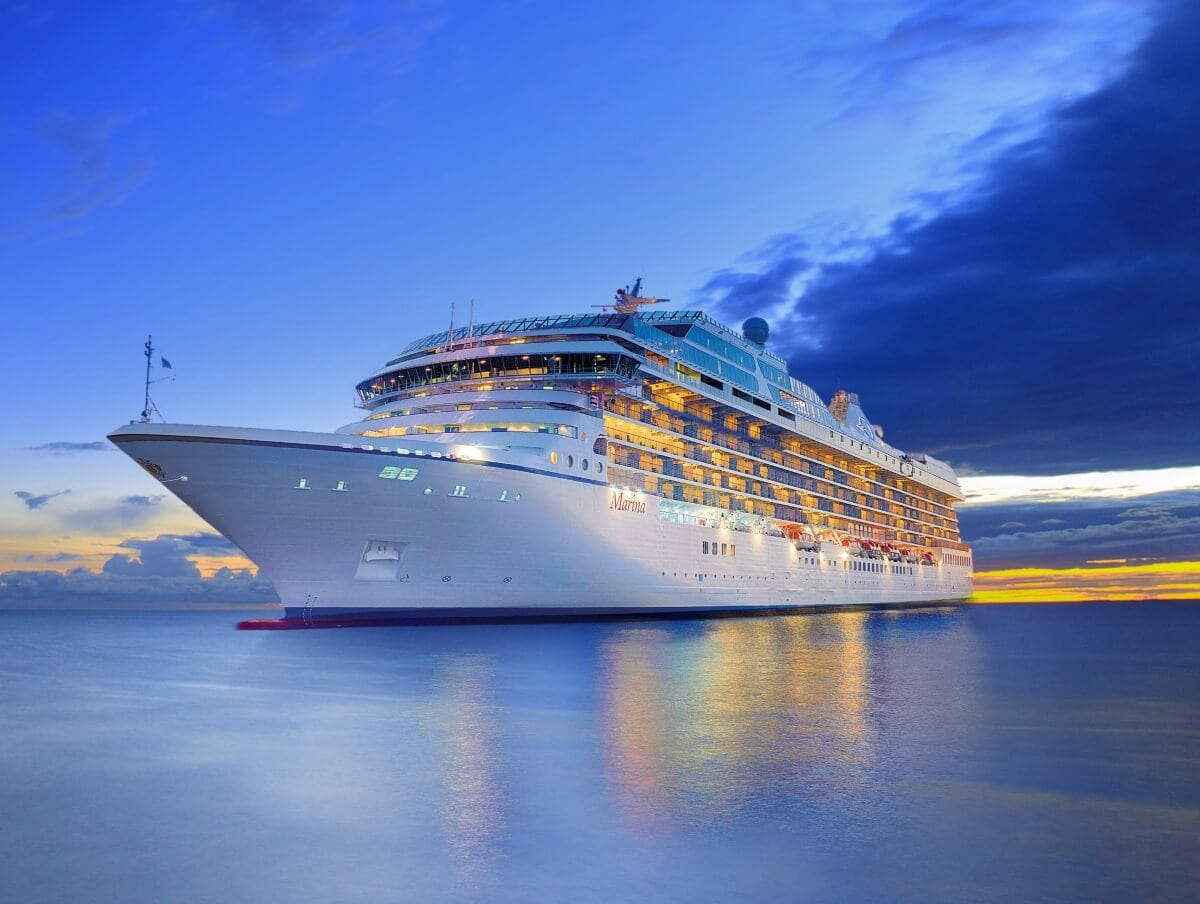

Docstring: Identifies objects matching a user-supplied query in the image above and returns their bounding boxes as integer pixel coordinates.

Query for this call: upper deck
[354,310,964,501]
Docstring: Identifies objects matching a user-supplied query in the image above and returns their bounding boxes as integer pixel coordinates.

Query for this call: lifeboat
[783,523,821,552]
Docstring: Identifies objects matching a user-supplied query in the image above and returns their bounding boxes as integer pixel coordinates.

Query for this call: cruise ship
[109,290,972,623]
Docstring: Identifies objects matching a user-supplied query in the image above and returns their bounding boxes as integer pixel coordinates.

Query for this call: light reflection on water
[1,604,1198,903]
[600,613,877,832]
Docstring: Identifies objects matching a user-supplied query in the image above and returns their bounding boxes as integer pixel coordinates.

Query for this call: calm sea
[1,603,1197,903]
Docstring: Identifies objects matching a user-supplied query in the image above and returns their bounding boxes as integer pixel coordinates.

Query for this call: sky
[2,0,1196,606]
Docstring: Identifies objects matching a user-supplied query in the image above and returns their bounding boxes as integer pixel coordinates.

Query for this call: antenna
[448,301,456,352]
[137,334,175,423]
[467,298,474,348]
[592,278,670,314]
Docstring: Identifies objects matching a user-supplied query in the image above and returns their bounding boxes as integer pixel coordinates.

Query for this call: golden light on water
[599,613,875,830]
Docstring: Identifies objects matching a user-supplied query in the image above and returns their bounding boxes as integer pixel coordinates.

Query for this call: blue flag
[161,356,173,369]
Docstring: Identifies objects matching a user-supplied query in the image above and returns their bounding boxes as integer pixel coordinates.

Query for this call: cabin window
[703,541,709,554]
[549,451,559,465]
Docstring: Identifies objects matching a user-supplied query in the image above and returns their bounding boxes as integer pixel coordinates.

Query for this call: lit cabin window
[549,451,559,465]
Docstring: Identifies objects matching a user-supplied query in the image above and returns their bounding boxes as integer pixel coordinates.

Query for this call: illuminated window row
[361,422,579,439]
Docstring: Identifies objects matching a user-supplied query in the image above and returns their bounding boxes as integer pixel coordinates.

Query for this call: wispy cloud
[23,441,112,454]
[14,490,71,510]
[35,111,151,222]
[203,0,448,94]
[808,0,1150,125]
[23,552,81,563]
[2,110,151,241]
[59,494,166,532]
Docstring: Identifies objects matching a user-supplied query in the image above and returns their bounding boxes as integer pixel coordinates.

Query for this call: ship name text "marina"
[609,491,647,514]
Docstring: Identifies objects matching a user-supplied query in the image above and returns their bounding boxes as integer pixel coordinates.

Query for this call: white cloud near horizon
[960,466,1200,507]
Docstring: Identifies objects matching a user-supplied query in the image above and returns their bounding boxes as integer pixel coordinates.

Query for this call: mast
[141,335,153,422]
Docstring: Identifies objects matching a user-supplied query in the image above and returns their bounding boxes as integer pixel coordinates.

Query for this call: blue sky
[3,0,1196,604]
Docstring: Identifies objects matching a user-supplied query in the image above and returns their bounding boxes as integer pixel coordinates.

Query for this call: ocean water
[1,603,1198,903]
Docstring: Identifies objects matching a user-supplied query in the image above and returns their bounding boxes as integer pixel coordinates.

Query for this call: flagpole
[141,335,153,423]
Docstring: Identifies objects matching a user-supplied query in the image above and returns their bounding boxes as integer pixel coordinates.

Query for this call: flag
[161,356,173,369]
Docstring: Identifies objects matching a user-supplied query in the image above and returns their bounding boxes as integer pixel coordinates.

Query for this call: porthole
[582,459,590,471]
[567,455,574,467]
[596,462,603,473]
[550,450,559,465]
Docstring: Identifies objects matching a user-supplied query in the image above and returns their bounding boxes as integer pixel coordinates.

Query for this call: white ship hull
[110,423,972,621]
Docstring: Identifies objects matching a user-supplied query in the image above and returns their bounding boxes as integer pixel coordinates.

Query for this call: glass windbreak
[359,353,641,403]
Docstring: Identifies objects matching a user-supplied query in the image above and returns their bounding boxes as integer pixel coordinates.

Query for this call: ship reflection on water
[5,603,1197,902]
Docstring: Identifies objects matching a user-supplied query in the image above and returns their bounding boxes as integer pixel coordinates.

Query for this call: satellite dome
[742,317,770,346]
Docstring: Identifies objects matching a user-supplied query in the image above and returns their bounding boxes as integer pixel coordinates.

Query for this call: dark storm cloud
[14,490,70,510]
[0,533,276,608]
[699,239,813,321]
[960,490,1200,570]
[23,441,111,454]
[702,0,1199,475]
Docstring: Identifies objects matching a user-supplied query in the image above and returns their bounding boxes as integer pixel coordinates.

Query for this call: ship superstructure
[110,298,972,622]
